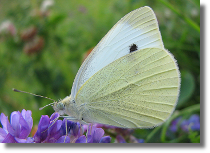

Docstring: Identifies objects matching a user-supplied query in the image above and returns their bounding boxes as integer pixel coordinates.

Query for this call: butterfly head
[53,96,71,115]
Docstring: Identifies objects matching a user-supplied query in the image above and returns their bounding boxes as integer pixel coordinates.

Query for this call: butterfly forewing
[71,6,164,98]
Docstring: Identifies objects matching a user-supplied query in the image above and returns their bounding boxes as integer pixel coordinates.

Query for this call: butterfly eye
[57,102,65,110]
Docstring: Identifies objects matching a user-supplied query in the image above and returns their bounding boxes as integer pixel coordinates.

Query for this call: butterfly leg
[85,123,93,143]
[64,118,68,143]
[60,116,79,143]
[86,124,89,143]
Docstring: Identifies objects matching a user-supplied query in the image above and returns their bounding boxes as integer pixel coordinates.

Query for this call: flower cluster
[0,109,111,143]
[0,109,33,143]
[169,114,200,133]
[95,124,144,143]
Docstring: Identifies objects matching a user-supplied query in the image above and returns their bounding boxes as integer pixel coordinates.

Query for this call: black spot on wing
[129,44,138,53]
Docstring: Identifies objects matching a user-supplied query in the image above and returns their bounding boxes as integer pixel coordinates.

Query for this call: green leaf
[188,130,200,143]
[177,70,195,108]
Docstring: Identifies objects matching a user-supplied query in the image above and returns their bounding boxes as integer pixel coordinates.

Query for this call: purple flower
[56,136,70,143]
[33,112,68,143]
[169,117,182,132]
[1,110,111,143]
[75,125,111,143]
[138,139,144,143]
[188,114,200,131]
[181,114,200,132]
[0,109,33,143]
[169,114,200,133]
[96,123,144,143]
[59,119,83,143]
[31,111,111,143]
[33,115,50,142]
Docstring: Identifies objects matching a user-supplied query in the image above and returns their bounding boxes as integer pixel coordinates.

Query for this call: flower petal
[70,122,80,137]
[56,136,70,143]
[33,115,50,143]
[15,137,34,143]
[10,111,21,137]
[2,133,16,143]
[21,109,33,130]
[5,115,15,136]
[0,113,7,131]
[75,135,86,143]
[47,120,63,143]
[0,128,7,142]
[93,128,104,143]
[99,136,111,143]
[48,119,62,135]
[60,119,74,136]
[50,112,59,121]
[19,112,31,139]
[87,134,93,143]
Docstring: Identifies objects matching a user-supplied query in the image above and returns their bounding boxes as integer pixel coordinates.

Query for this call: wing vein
[88,106,165,125]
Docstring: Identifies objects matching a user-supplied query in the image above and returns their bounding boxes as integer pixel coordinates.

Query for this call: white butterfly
[53,6,181,128]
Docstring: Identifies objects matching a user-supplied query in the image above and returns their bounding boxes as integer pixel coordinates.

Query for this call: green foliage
[188,130,200,143]
[0,0,200,142]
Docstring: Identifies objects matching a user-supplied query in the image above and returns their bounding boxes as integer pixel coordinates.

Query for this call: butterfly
[51,6,180,128]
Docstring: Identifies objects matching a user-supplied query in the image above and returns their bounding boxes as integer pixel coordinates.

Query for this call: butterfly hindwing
[76,48,180,128]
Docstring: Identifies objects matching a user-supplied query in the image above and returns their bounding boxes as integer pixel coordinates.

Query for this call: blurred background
[0,0,200,143]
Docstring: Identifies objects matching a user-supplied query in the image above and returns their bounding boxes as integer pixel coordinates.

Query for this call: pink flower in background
[0,20,16,36]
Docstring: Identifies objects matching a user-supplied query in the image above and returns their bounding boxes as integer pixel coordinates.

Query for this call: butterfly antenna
[12,88,56,110]
[38,102,56,110]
